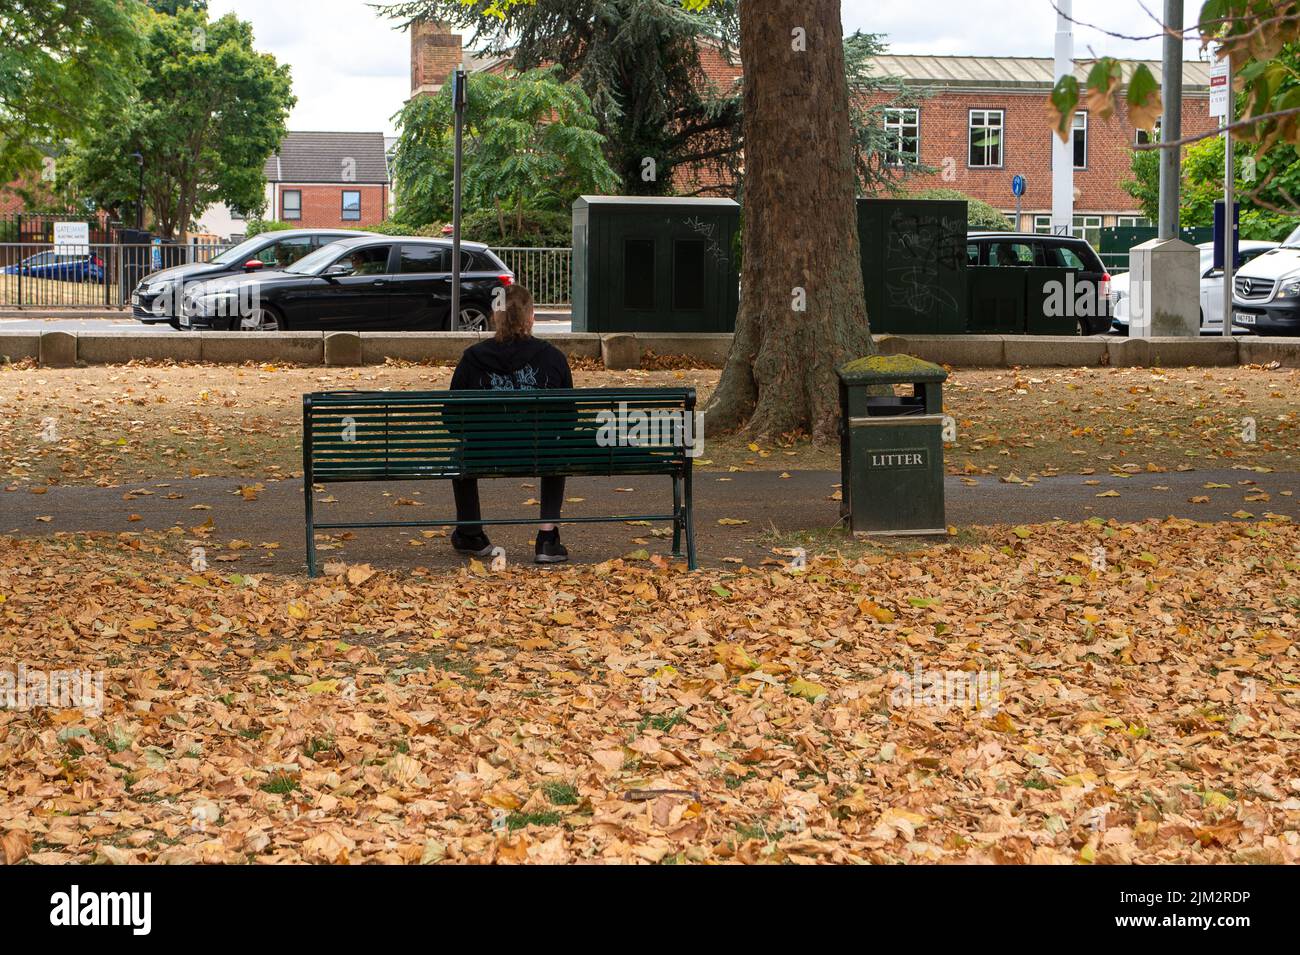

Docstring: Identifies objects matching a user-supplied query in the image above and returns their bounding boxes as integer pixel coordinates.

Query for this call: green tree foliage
[911,188,1012,231]
[0,0,141,184]
[390,66,619,239]
[63,7,294,238]
[1124,106,1300,241]
[380,0,742,196]
[1051,4,1300,184]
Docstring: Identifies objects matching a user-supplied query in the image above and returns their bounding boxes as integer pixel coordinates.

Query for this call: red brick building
[857,55,1214,240]
[408,22,1215,241]
[262,131,391,229]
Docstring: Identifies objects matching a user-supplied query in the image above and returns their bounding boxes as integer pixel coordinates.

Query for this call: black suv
[175,236,514,332]
[966,231,1112,334]
[132,229,364,326]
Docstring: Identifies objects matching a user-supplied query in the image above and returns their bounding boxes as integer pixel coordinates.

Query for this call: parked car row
[4,251,106,283]
[131,229,514,332]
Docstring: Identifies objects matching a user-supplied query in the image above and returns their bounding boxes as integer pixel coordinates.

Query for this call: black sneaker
[451,529,493,557]
[535,529,568,564]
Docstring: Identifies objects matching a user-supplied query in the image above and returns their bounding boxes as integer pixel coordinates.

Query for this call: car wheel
[238,306,284,332]
[458,304,489,332]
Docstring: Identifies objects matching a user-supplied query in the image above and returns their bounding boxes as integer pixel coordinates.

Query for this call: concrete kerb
[77,331,203,364]
[0,333,40,364]
[7,329,1300,369]
[1238,337,1300,367]
[1108,336,1241,368]
[1003,335,1107,367]
[200,332,324,365]
[632,333,733,366]
[898,334,1007,367]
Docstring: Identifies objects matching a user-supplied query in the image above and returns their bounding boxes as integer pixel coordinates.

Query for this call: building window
[341,190,361,221]
[282,190,301,221]
[1117,215,1152,228]
[1033,214,1103,245]
[1072,112,1088,169]
[883,108,920,165]
[968,109,1004,168]
[1135,119,1161,146]
[230,208,246,221]
[1073,215,1103,247]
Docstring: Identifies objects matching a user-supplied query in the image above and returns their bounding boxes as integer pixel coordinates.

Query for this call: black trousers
[452,476,565,537]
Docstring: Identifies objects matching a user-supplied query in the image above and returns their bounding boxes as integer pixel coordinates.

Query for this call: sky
[207,0,1208,137]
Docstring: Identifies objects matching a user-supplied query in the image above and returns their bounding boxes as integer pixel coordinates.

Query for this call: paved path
[4,468,1295,575]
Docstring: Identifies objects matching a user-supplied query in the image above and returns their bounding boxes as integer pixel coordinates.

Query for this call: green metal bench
[302,388,698,576]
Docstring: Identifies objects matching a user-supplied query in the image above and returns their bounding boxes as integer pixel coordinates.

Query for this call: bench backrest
[304,388,697,482]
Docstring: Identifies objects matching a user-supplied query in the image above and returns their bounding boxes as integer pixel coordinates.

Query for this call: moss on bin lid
[838,353,948,383]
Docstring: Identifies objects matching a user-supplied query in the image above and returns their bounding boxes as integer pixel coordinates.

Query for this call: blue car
[3,251,106,282]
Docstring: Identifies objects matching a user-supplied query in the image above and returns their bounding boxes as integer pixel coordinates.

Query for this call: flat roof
[575,196,740,207]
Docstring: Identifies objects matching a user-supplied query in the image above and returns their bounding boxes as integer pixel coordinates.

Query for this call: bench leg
[684,465,697,571]
[671,475,683,558]
[304,481,318,578]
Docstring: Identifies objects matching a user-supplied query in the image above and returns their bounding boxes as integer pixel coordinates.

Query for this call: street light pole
[450,66,466,332]
[1157,0,1184,240]
[1221,51,1235,337]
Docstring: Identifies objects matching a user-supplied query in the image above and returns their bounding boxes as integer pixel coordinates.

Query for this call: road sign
[1011,175,1026,197]
[53,221,89,254]
[1209,56,1230,119]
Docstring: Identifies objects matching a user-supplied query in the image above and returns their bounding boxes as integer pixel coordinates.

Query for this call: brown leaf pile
[1,517,1298,864]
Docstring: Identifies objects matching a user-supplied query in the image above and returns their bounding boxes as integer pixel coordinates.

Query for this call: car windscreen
[1284,224,1300,248]
[209,235,272,266]
[283,242,354,275]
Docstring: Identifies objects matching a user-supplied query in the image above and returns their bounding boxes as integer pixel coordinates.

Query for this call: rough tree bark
[703,0,874,443]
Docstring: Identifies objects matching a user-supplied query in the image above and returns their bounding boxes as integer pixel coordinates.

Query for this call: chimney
[410,19,463,97]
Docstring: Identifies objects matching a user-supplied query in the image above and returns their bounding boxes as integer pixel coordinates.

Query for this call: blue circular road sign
[1011,175,1026,197]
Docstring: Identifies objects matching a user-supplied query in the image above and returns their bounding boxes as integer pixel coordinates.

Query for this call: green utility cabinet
[571,196,740,333]
[858,198,967,335]
[838,354,948,536]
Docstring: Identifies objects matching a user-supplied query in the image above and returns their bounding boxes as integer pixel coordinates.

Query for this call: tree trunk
[704,0,874,444]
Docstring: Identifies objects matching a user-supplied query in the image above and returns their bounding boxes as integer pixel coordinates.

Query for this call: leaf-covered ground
[2,518,1297,864]
[1,362,1296,485]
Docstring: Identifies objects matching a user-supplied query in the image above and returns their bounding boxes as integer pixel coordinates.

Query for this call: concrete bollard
[324,332,363,367]
[39,331,78,368]
[601,333,640,371]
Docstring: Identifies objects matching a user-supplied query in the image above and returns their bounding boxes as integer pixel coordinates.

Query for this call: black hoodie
[450,336,573,391]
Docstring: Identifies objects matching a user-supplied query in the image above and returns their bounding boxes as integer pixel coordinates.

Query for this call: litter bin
[838,354,948,536]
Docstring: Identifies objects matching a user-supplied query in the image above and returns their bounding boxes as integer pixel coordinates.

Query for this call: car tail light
[1100,273,1112,299]
[498,274,513,286]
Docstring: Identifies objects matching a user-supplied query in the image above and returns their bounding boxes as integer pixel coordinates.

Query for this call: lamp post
[450,66,467,332]
[131,151,145,231]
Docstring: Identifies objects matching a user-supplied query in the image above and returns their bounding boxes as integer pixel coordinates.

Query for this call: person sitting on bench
[448,284,573,564]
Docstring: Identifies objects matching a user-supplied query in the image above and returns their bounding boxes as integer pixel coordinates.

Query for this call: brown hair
[493,284,535,342]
